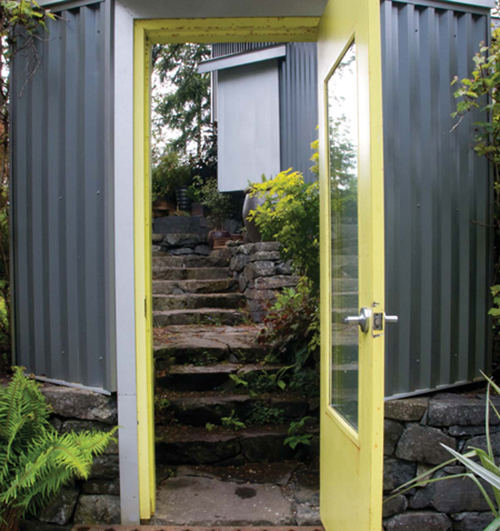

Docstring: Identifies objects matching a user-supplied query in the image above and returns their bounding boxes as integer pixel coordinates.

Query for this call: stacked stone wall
[21,385,120,530]
[383,391,498,530]
[229,242,300,322]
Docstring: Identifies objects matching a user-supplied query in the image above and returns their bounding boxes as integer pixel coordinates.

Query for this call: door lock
[344,307,372,333]
[373,312,399,331]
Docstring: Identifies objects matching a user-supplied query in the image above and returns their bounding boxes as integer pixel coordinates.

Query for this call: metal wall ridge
[11,0,115,391]
[381,0,493,398]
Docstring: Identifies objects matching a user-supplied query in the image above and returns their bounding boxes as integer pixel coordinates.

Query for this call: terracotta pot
[192,202,207,217]
[208,229,230,248]
[242,190,265,243]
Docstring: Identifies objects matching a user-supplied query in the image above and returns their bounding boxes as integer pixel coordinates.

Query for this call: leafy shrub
[200,179,233,230]
[247,403,285,426]
[248,170,320,293]
[0,368,117,531]
[284,417,315,450]
[259,277,319,383]
[152,151,191,202]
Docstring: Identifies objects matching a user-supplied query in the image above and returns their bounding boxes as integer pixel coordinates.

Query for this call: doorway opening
[149,39,321,526]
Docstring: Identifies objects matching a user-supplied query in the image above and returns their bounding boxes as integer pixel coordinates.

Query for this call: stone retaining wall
[383,391,497,530]
[21,385,120,531]
[229,242,299,322]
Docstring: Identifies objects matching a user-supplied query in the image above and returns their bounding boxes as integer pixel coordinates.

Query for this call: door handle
[344,307,371,333]
[385,314,398,324]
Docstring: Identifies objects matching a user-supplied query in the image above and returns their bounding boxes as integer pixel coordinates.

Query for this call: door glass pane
[328,43,359,430]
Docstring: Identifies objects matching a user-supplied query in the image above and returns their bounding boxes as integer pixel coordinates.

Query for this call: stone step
[153,293,245,312]
[153,309,245,327]
[153,251,231,269]
[153,279,235,295]
[156,391,312,427]
[153,325,267,368]
[153,267,231,281]
[155,424,319,465]
[156,363,284,392]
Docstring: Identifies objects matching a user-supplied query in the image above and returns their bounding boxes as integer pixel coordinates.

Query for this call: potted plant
[152,151,192,213]
[201,179,234,247]
[187,175,207,217]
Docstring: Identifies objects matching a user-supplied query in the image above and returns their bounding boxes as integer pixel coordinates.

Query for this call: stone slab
[154,475,294,526]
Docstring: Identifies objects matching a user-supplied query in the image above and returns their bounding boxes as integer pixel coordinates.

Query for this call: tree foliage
[152,44,211,159]
[0,368,117,531]
[451,27,500,326]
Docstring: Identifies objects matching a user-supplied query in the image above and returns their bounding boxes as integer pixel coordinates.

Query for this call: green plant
[221,410,246,431]
[284,417,314,450]
[205,422,216,431]
[451,28,500,336]
[0,368,117,531]
[187,175,204,203]
[248,169,320,293]
[247,403,285,425]
[152,151,191,202]
[261,365,294,391]
[200,179,233,230]
[259,278,319,372]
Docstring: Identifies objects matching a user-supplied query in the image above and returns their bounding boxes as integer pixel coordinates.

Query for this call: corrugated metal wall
[381,0,493,398]
[212,42,318,183]
[10,0,116,391]
[279,42,318,182]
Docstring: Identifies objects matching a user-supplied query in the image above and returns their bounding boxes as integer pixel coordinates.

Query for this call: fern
[0,367,118,531]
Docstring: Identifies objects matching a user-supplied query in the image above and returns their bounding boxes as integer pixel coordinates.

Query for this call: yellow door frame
[133,17,321,520]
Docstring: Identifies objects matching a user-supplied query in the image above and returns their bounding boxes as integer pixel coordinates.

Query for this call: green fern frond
[0,368,118,528]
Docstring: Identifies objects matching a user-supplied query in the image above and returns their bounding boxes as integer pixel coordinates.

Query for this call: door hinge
[144,297,147,317]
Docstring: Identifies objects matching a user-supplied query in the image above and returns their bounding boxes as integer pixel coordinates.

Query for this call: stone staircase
[152,245,319,470]
[153,238,319,525]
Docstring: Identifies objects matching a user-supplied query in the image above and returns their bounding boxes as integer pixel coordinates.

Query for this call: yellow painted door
[318,0,386,530]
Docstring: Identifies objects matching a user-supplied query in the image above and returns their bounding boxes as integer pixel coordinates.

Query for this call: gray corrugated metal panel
[212,42,274,58]
[279,42,318,183]
[381,0,493,398]
[10,1,115,391]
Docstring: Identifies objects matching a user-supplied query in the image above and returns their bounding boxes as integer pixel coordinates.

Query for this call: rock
[49,416,63,432]
[73,494,120,525]
[238,275,248,292]
[385,398,429,422]
[194,244,211,255]
[89,455,120,479]
[383,495,408,518]
[244,261,276,279]
[152,245,162,252]
[153,216,208,235]
[169,247,196,255]
[240,429,295,462]
[82,478,120,495]
[254,275,300,290]
[60,420,118,454]
[428,394,500,427]
[395,425,456,465]
[41,385,117,424]
[385,419,404,455]
[466,431,500,456]
[253,242,281,252]
[230,255,251,272]
[384,512,452,531]
[447,425,494,437]
[152,233,164,243]
[296,504,321,526]
[410,472,492,512]
[244,289,277,301]
[249,251,281,262]
[164,233,206,246]
[384,458,417,492]
[451,512,495,531]
[276,261,293,275]
[248,299,266,314]
[38,487,80,525]
[293,466,320,505]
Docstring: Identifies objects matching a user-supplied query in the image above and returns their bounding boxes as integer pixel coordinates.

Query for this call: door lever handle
[343,307,371,333]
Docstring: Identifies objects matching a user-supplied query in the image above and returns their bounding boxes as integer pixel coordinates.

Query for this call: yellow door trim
[133,16,322,521]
